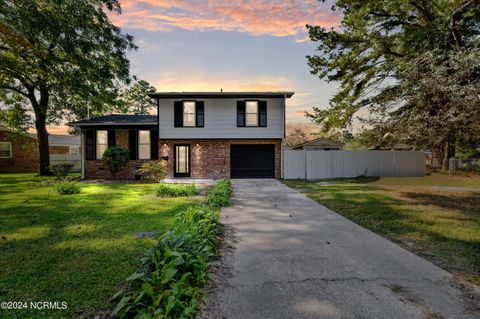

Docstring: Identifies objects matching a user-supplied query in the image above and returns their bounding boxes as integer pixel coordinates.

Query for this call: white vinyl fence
[50,154,81,172]
[283,150,425,180]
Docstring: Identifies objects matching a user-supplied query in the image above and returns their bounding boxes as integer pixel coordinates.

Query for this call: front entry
[174,145,190,177]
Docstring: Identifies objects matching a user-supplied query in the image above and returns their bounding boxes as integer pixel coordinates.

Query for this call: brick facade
[0,131,39,172]
[158,139,282,179]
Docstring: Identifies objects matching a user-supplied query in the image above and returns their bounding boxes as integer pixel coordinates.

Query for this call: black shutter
[196,101,204,127]
[128,129,138,160]
[107,129,116,147]
[174,101,183,127]
[259,101,267,127]
[150,130,158,160]
[85,130,95,160]
[237,101,245,127]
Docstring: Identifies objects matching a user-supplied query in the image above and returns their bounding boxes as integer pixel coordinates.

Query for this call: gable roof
[291,137,344,149]
[147,91,294,99]
[67,114,157,127]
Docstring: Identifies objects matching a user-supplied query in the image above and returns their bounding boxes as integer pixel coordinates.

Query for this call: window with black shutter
[107,129,116,147]
[237,101,245,127]
[150,130,158,160]
[196,101,204,127]
[174,101,183,127]
[85,130,95,160]
[128,129,138,160]
[259,101,267,127]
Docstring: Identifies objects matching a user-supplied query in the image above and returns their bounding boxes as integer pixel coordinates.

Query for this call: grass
[0,174,200,319]
[156,183,197,197]
[283,172,480,285]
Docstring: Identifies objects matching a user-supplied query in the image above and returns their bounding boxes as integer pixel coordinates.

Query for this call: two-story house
[68,91,294,179]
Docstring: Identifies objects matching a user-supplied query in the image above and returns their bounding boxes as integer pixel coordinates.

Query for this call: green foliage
[111,205,223,319]
[139,160,167,183]
[120,80,157,115]
[284,128,308,148]
[206,179,232,208]
[156,183,197,197]
[52,180,81,195]
[0,0,136,174]
[50,164,74,180]
[102,147,130,178]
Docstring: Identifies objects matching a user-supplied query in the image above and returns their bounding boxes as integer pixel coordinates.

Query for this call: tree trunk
[29,86,51,175]
[441,140,456,171]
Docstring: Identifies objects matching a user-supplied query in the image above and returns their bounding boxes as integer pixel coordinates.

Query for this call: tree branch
[0,85,29,97]
[450,0,480,48]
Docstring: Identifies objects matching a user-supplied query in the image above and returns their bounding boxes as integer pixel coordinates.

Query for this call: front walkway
[206,179,479,319]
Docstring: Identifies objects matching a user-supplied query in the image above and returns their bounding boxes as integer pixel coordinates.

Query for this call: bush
[156,183,197,197]
[102,147,130,178]
[111,206,222,319]
[50,164,74,180]
[139,160,167,182]
[53,180,81,195]
[206,179,232,208]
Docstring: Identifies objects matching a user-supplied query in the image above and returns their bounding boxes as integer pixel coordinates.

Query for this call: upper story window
[183,101,196,127]
[96,130,107,159]
[245,101,258,126]
[0,142,12,158]
[138,130,151,159]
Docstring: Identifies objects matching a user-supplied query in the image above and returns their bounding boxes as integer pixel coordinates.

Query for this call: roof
[147,91,294,99]
[67,114,158,127]
[291,137,344,149]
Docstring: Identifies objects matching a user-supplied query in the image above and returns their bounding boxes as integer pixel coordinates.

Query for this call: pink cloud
[111,0,340,38]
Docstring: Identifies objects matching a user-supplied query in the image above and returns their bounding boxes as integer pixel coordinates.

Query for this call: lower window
[0,142,12,158]
[174,145,190,177]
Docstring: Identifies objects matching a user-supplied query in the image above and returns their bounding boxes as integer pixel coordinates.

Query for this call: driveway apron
[209,179,479,319]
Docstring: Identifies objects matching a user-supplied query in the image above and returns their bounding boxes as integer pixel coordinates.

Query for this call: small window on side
[0,142,12,158]
[183,101,196,127]
[245,101,258,126]
[69,146,80,155]
[96,130,108,159]
[138,130,151,160]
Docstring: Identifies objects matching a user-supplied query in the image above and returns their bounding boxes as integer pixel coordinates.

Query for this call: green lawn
[283,173,480,285]
[0,174,200,318]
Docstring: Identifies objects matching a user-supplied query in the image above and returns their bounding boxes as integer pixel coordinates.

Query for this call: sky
[49,0,341,134]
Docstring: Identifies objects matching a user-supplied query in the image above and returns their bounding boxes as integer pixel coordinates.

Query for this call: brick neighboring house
[68,91,294,179]
[0,127,81,173]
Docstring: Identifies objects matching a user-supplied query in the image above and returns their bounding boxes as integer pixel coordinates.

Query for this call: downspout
[81,129,85,179]
[281,94,286,179]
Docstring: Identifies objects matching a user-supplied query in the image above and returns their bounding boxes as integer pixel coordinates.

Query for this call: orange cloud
[111,0,340,38]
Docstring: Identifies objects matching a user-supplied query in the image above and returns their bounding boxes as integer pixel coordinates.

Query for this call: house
[67,91,294,179]
[290,137,343,151]
[0,126,81,172]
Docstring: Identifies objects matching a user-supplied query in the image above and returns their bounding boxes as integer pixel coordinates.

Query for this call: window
[0,142,12,158]
[183,101,196,127]
[69,146,80,155]
[138,130,151,160]
[96,130,107,159]
[245,101,258,126]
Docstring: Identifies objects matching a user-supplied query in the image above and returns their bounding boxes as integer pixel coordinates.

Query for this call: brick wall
[49,146,70,154]
[158,139,282,179]
[85,159,150,179]
[0,131,39,173]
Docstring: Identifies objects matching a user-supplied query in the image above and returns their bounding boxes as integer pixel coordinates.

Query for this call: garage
[230,144,275,178]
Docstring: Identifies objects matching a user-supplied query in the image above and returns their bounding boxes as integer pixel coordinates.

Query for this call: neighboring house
[0,126,81,172]
[68,91,294,179]
[290,137,344,151]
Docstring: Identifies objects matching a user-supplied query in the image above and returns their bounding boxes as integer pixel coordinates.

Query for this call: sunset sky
[50,0,341,134]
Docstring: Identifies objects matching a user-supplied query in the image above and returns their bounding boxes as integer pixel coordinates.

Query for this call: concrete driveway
[205,179,479,319]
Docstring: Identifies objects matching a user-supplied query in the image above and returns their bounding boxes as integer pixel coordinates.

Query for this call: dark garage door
[230,144,275,178]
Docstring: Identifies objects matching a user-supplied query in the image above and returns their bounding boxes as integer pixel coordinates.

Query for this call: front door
[174,145,190,177]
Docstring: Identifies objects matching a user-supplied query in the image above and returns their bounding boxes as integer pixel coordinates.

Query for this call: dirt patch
[450,275,480,313]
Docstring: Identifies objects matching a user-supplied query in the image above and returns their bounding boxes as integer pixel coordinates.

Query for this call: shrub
[111,206,222,319]
[139,160,167,182]
[50,164,74,180]
[53,180,81,195]
[156,183,197,197]
[206,179,232,208]
[102,147,129,178]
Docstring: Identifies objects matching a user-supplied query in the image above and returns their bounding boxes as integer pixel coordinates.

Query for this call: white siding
[158,98,284,139]
[283,150,426,179]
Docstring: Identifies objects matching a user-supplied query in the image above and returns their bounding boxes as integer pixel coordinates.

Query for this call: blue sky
[110,0,341,130]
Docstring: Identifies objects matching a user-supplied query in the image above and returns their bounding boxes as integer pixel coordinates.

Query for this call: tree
[0,0,136,175]
[307,0,480,168]
[284,128,308,147]
[120,80,156,115]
